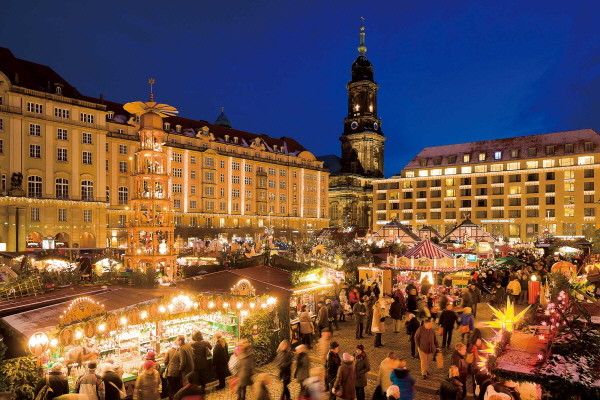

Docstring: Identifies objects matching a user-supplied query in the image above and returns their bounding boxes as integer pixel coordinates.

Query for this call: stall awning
[404,240,454,259]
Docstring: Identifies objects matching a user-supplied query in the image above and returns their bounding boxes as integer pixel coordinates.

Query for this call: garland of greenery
[0,354,38,400]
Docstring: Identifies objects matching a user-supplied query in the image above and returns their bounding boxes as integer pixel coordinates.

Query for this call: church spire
[357,17,367,56]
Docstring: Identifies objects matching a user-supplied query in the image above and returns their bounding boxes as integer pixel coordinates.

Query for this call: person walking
[275,340,294,400]
[325,299,336,333]
[332,353,355,400]
[469,284,481,318]
[437,366,464,400]
[252,373,271,400]
[406,289,418,313]
[364,296,375,335]
[75,361,106,400]
[236,340,255,400]
[354,345,370,400]
[459,307,475,344]
[299,305,314,349]
[375,352,399,399]
[163,336,184,398]
[305,367,327,400]
[459,288,473,311]
[212,333,230,390]
[348,288,359,318]
[405,314,420,359]
[102,364,125,400]
[389,359,415,400]
[450,343,468,398]
[179,331,212,386]
[372,300,386,348]
[339,289,348,322]
[316,301,329,337]
[389,297,403,333]
[295,345,311,397]
[35,363,69,400]
[414,318,440,379]
[352,298,367,339]
[438,304,459,349]
[172,373,205,400]
[325,341,341,400]
[133,361,161,400]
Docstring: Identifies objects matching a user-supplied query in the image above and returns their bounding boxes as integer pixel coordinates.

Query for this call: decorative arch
[79,232,96,248]
[55,232,70,247]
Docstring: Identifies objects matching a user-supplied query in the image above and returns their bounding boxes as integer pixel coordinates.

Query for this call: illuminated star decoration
[482,297,530,332]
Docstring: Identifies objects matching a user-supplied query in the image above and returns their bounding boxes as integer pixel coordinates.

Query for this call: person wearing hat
[354,345,370,400]
[333,353,356,400]
[325,341,341,400]
[134,361,161,400]
[179,331,212,387]
[405,314,420,359]
[364,296,375,335]
[316,300,330,338]
[144,351,163,376]
[75,361,106,400]
[163,336,184,397]
[352,297,367,339]
[34,363,69,400]
[414,318,440,379]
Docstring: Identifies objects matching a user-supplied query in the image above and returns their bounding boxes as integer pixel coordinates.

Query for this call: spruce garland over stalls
[0,341,38,400]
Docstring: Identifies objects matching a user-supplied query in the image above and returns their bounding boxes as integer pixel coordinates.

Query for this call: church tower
[340,23,386,178]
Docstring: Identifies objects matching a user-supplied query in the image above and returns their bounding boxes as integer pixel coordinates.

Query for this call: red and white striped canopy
[404,239,454,259]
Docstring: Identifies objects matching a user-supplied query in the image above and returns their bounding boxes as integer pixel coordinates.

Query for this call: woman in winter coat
[299,305,314,349]
[35,363,69,400]
[437,366,464,400]
[333,353,356,400]
[354,345,370,400]
[275,340,294,400]
[212,333,230,390]
[294,345,311,395]
[252,373,271,400]
[459,307,475,344]
[405,314,421,358]
[163,336,184,398]
[372,301,386,348]
[389,360,415,400]
[133,361,161,400]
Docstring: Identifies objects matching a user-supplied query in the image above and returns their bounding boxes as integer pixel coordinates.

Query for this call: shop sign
[466,254,478,262]
[59,297,106,326]
[297,273,319,284]
[231,279,256,296]
[26,242,41,248]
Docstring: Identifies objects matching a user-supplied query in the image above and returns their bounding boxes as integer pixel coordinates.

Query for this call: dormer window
[527,147,537,157]
[224,135,230,142]
[433,156,442,166]
[164,122,170,130]
[511,149,519,158]
[233,137,239,144]
[107,112,114,119]
[175,125,181,133]
[419,159,428,167]
[448,155,457,164]
[463,154,471,162]
[565,143,574,153]
[55,86,62,95]
[273,145,278,152]
[478,152,486,161]
[494,151,502,160]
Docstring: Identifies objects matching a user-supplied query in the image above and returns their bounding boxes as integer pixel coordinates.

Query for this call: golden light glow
[482,297,530,332]
[120,317,127,325]
[75,330,83,339]
[98,323,106,332]
[141,311,148,319]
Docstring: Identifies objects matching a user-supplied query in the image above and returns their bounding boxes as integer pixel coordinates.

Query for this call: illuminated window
[431,169,442,176]
[474,165,487,173]
[559,158,574,167]
[578,156,594,165]
[405,171,415,178]
[542,159,555,168]
[564,183,575,192]
[506,162,520,171]
[445,178,456,186]
[564,170,574,179]
[463,154,471,162]
[461,166,472,174]
[418,170,428,177]
[564,196,575,205]
[526,161,538,169]
[509,186,521,194]
[445,189,456,197]
[494,151,502,160]
[511,149,519,158]
[490,164,503,172]
[444,167,457,175]
[564,208,574,217]
[479,152,486,161]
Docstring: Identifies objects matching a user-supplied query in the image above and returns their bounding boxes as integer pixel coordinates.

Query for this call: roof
[404,239,454,259]
[317,155,342,174]
[403,129,600,170]
[374,219,420,243]
[214,109,232,128]
[418,225,443,240]
[0,47,311,156]
[443,219,496,243]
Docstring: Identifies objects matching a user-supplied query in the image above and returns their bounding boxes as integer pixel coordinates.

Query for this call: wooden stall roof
[0,287,177,339]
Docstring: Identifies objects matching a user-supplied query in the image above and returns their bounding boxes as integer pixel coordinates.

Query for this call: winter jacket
[438,377,464,400]
[275,349,294,381]
[354,354,370,387]
[506,279,521,296]
[459,313,474,331]
[179,340,212,382]
[212,340,230,378]
[34,371,70,400]
[372,305,386,333]
[333,361,356,400]
[406,294,418,312]
[470,288,481,304]
[326,351,342,380]
[365,299,375,316]
[438,295,450,311]
[389,368,415,400]
[406,317,420,336]
[317,305,329,328]
[348,290,358,305]
[294,352,310,383]
[460,292,473,308]
[75,370,105,400]
[438,309,459,329]
[352,302,367,323]
[450,351,468,382]
[132,368,160,400]
[389,299,403,320]
[414,326,439,354]
[102,370,124,400]
[236,348,255,387]
[299,311,314,334]
[377,358,399,393]
[164,347,182,377]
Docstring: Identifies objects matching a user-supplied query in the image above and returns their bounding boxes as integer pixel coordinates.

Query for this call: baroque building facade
[373,130,600,243]
[321,24,386,229]
[0,47,329,251]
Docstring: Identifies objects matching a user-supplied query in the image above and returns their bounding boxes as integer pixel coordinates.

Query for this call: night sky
[1,1,599,176]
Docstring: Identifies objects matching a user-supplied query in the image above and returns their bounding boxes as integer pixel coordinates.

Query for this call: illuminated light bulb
[98,324,106,332]
[75,330,83,339]
[208,302,215,309]
[266,296,276,305]
[159,305,166,313]
[120,317,127,325]
[261,303,267,309]
[249,303,255,309]
[168,304,174,311]
[241,310,249,317]
[531,275,537,281]
[50,338,58,347]
[537,354,544,360]
[141,311,148,319]
[223,302,229,309]
[538,334,545,341]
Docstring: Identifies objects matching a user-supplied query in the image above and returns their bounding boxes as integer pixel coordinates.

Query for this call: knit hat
[330,341,339,349]
[356,344,365,351]
[145,351,156,360]
[142,360,155,370]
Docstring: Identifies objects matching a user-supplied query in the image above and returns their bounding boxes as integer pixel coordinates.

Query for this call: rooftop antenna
[148,78,155,102]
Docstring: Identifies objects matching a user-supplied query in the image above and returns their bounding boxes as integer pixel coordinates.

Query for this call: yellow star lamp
[482,297,530,332]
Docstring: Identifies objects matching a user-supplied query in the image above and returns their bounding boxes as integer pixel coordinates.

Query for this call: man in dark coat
[325,341,341,400]
[352,299,367,339]
[438,305,459,349]
[389,297,403,333]
[164,336,184,398]
[469,284,481,318]
[34,363,69,400]
[316,301,329,337]
[211,334,229,389]
[405,314,420,359]
[179,331,212,386]
[102,364,124,400]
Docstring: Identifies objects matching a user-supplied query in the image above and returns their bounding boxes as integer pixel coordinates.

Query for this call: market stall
[371,219,420,246]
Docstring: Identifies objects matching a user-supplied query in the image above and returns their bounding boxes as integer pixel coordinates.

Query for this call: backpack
[35,375,53,400]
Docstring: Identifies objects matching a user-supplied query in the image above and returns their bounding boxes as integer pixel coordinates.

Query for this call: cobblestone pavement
[205,304,508,400]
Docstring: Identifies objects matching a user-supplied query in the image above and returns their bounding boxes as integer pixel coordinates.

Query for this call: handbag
[333,386,343,398]
[109,381,127,400]
[460,325,470,333]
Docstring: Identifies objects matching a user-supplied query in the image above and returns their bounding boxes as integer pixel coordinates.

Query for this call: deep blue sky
[2,1,599,176]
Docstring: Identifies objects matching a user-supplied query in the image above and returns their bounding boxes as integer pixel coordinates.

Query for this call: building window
[83,209,92,223]
[57,128,68,141]
[0,139,3,154]
[82,132,93,144]
[584,169,595,178]
[546,172,555,180]
[564,183,575,192]
[172,183,182,193]
[190,170,196,179]
[232,162,241,171]
[232,189,240,198]
[584,181,595,191]
[29,124,41,136]
[54,108,70,119]
[564,208,575,217]
[546,196,555,205]
[190,185,196,194]
[419,159,427,167]
[31,207,40,222]
[564,170,575,179]
[245,164,253,172]
[117,187,128,205]
[578,156,594,165]
[55,178,69,199]
[546,145,555,155]
[190,216,197,226]
[204,186,214,196]
[232,175,240,184]
[118,144,128,154]
[82,151,93,164]
[584,208,596,217]
[584,142,594,152]
[81,180,94,201]
[478,152,486,161]
[190,200,197,209]
[80,113,94,123]
[584,194,595,204]
[29,144,41,158]
[106,186,110,201]
[0,118,3,130]
[433,156,442,165]
[205,171,214,181]
[55,148,67,162]
[173,168,182,178]
[174,216,182,225]
[172,152,182,162]
[527,147,537,157]
[565,143,574,153]
[27,102,43,113]
[546,184,555,192]
[58,208,67,222]
[118,161,128,173]
[462,154,471,162]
